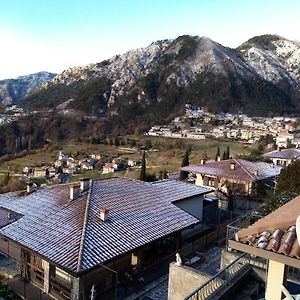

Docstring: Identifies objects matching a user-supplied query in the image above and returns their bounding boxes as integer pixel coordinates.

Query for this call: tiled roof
[0,178,207,274]
[235,196,300,259]
[150,180,212,201]
[263,148,300,159]
[181,159,281,182]
[0,207,22,228]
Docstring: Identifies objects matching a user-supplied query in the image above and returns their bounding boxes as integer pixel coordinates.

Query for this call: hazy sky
[0,0,299,79]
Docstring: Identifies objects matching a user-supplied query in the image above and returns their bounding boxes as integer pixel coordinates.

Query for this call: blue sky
[0,0,299,79]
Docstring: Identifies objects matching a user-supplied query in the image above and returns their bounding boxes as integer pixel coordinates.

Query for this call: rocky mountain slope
[23,35,300,120]
[0,72,56,105]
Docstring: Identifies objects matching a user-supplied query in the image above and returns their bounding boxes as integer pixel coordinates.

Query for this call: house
[63,167,79,174]
[0,178,211,300]
[23,166,33,175]
[228,195,300,300]
[276,130,294,148]
[102,163,115,174]
[263,148,300,167]
[33,167,47,178]
[181,159,281,197]
[293,134,300,148]
[240,129,253,140]
[90,154,102,160]
[81,161,93,170]
[66,157,77,168]
[58,151,69,166]
[127,159,138,167]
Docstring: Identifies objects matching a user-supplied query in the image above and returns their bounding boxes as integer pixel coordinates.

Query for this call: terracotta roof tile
[235,196,300,260]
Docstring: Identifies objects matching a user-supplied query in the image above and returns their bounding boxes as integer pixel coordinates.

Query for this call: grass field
[0,136,254,180]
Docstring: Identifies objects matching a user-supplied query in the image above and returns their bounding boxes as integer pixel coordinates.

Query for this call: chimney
[80,178,90,192]
[230,162,236,170]
[254,170,259,176]
[200,159,206,165]
[99,208,109,221]
[70,184,80,201]
[217,156,221,162]
[27,182,34,194]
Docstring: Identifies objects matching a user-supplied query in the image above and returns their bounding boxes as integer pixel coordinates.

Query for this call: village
[21,149,142,184]
[147,104,300,148]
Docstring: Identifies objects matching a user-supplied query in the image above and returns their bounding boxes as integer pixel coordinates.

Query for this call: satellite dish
[296,215,300,247]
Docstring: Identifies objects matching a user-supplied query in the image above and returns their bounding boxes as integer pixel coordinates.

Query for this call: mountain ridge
[0,71,56,105]
[20,34,300,120]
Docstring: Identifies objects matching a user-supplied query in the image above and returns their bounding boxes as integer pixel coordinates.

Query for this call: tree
[223,150,227,160]
[263,190,296,216]
[226,146,230,159]
[215,147,220,161]
[202,150,208,162]
[276,160,300,195]
[180,149,190,180]
[159,169,168,180]
[262,160,300,215]
[2,172,11,186]
[139,151,146,181]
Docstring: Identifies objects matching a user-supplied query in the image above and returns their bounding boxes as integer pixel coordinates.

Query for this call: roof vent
[99,208,109,222]
[70,184,80,201]
[230,162,236,170]
[80,178,90,192]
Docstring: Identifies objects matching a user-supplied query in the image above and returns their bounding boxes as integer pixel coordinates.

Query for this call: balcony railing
[183,253,250,300]
[226,212,261,249]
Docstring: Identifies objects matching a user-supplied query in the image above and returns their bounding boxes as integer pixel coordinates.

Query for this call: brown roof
[235,196,300,259]
[181,159,281,182]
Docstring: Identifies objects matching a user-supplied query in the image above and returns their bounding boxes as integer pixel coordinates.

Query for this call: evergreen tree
[223,150,227,160]
[202,150,208,162]
[226,146,230,159]
[180,149,190,180]
[139,150,146,181]
[215,147,220,161]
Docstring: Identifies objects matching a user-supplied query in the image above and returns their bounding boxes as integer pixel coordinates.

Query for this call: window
[208,177,215,187]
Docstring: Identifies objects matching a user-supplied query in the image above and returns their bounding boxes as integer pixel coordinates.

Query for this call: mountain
[23,35,300,122]
[0,71,56,105]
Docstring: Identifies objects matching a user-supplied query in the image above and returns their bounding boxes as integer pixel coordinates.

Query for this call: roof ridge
[76,180,93,273]
[234,159,255,180]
